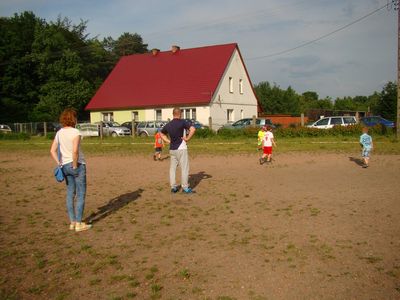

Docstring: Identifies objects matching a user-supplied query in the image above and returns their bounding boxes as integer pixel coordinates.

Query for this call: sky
[1,0,397,99]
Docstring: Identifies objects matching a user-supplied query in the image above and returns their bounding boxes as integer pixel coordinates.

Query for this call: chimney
[171,45,180,53]
[151,48,160,56]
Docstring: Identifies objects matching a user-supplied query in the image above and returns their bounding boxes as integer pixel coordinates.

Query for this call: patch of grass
[179,268,191,279]
[0,288,19,300]
[192,287,203,294]
[28,284,48,295]
[89,278,102,286]
[150,284,163,299]
[126,292,137,298]
[309,207,320,217]
[4,134,397,155]
[110,274,129,284]
[360,255,383,264]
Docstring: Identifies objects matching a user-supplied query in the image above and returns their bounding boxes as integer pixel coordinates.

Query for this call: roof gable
[86,43,239,110]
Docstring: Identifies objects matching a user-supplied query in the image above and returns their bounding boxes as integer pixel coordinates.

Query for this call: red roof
[86,43,244,110]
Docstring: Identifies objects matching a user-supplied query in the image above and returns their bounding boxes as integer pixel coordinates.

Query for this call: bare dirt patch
[1,152,400,299]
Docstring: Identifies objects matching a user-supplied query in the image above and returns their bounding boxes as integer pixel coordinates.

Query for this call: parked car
[97,121,131,137]
[0,124,12,133]
[360,116,395,128]
[307,116,357,129]
[184,119,206,129]
[219,118,275,130]
[121,121,140,132]
[136,121,167,137]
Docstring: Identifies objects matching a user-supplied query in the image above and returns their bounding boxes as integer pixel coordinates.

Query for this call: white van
[307,116,357,129]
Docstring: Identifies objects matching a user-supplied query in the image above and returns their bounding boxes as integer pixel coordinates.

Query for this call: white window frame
[155,109,162,121]
[227,109,234,123]
[132,111,139,121]
[191,108,197,120]
[239,79,243,94]
[102,112,114,122]
[229,77,233,93]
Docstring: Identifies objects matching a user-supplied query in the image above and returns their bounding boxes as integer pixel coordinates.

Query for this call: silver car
[137,121,167,137]
[307,116,357,129]
[98,122,131,137]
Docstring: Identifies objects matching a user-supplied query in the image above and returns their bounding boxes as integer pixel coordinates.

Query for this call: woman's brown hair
[59,108,77,127]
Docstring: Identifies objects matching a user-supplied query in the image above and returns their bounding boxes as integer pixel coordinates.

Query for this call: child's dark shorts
[155,147,162,152]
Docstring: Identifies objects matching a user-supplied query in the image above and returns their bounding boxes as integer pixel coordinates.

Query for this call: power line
[145,0,314,37]
[246,2,391,61]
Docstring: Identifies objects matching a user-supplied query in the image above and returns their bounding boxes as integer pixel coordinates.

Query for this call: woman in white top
[50,108,91,232]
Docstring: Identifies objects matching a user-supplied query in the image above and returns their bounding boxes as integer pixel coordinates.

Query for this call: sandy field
[0,151,399,299]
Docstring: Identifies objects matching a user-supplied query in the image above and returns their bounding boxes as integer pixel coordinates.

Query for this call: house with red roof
[85,43,260,129]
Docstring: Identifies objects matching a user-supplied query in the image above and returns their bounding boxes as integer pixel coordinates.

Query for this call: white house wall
[210,49,258,129]
[144,106,210,124]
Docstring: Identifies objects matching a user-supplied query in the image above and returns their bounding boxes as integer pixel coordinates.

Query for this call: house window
[155,109,162,121]
[102,112,114,122]
[229,77,233,93]
[240,109,244,119]
[185,109,190,119]
[132,111,139,121]
[227,109,234,122]
[191,109,197,120]
[239,79,243,94]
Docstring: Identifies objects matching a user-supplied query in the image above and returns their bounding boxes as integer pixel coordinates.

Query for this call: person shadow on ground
[348,156,364,167]
[84,188,144,224]
[189,171,212,189]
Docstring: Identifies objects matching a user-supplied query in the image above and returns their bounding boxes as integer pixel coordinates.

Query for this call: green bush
[215,124,395,139]
[46,132,56,140]
[195,128,216,138]
[0,132,31,140]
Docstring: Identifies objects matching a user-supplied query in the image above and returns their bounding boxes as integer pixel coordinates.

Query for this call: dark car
[360,116,395,128]
[219,118,275,131]
[184,119,206,129]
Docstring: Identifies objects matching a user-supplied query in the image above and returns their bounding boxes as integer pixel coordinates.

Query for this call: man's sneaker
[75,222,92,232]
[171,187,179,193]
[182,187,193,194]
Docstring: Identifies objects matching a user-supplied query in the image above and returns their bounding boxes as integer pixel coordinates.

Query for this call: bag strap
[57,134,62,164]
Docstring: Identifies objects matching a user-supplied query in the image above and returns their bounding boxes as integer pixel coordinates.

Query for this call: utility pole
[377,1,400,136]
[395,0,400,138]
[397,1,400,138]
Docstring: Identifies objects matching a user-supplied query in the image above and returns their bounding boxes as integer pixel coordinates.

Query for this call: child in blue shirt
[359,127,373,168]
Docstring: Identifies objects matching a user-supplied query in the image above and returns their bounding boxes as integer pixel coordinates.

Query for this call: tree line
[254,81,397,121]
[0,11,148,123]
[0,11,397,123]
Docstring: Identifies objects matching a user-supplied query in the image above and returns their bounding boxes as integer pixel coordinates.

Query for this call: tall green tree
[0,12,43,122]
[0,11,149,122]
[376,81,397,121]
[29,17,96,121]
[102,32,148,63]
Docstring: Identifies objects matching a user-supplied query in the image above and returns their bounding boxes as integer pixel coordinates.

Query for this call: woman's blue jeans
[63,163,87,222]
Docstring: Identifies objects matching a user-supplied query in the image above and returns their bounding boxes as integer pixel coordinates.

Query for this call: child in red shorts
[153,129,164,161]
[259,126,276,164]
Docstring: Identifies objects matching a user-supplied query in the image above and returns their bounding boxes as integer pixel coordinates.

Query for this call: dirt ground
[0,151,399,300]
